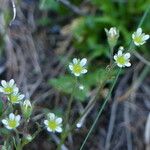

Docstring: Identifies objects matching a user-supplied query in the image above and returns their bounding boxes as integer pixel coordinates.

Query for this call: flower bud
[21,99,32,119]
[22,134,33,146]
[25,134,33,142]
[105,27,119,49]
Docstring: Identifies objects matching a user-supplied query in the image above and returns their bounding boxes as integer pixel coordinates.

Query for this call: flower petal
[114,55,117,60]
[132,34,135,39]
[0,87,4,92]
[125,62,131,67]
[1,80,7,87]
[56,118,62,124]
[119,46,124,51]
[69,64,73,70]
[14,87,19,93]
[124,53,131,59]
[143,34,149,40]
[80,58,87,66]
[118,50,122,56]
[16,122,20,127]
[9,79,15,86]
[2,119,8,125]
[44,120,49,125]
[9,113,15,120]
[137,28,142,36]
[73,58,78,64]
[74,73,80,76]
[6,125,13,130]
[19,94,25,100]
[81,69,87,74]
[56,127,62,133]
[15,115,21,122]
[104,28,109,35]
[47,127,52,132]
[47,113,55,120]
[117,63,123,68]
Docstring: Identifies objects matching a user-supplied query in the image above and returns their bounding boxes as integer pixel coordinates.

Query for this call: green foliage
[36,17,52,26]
[49,68,117,101]
[44,0,150,102]
[39,0,70,14]
[0,98,3,116]
[38,0,150,56]
[49,75,89,101]
[39,0,60,11]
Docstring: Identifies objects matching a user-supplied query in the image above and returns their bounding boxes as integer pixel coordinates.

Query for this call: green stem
[79,6,150,149]
[79,68,121,150]
[57,77,78,150]
[70,65,115,132]
[15,130,22,150]
[64,77,77,127]
[110,46,114,66]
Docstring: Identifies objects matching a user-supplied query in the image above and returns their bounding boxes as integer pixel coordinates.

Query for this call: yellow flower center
[73,64,82,74]
[116,56,126,65]
[48,120,57,131]
[134,36,142,44]
[10,95,18,103]
[8,120,17,128]
[4,87,13,93]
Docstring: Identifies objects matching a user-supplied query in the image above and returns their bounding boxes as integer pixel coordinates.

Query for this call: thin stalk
[57,77,78,150]
[79,68,121,150]
[110,47,114,66]
[71,65,115,131]
[79,6,150,149]
[15,130,22,150]
[64,77,77,127]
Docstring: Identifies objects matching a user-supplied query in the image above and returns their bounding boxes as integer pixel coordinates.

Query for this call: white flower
[2,113,21,130]
[8,92,24,104]
[44,113,62,133]
[21,99,32,119]
[105,27,119,48]
[105,27,119,38]
[114,47,131,68]
[69,58,87,76]
[0,79,18,95]
[132,28,149,46]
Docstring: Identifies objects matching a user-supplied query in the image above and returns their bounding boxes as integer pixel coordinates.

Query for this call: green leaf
[49,76,89,101]
[37,17,52,26]
[50,76,75,94]
[39,0,60,11]
[49,68,116,102]
[0,99,3,116]
[0,128,10,135]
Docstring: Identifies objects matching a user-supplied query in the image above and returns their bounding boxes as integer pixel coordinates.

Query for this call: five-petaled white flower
[132,28,149,46]
[0,79,18,95]
[44,113,62,133]
[8,91,24,104]
[2,113,21,130]
[114,47,131,68]
[69,58,87,76]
